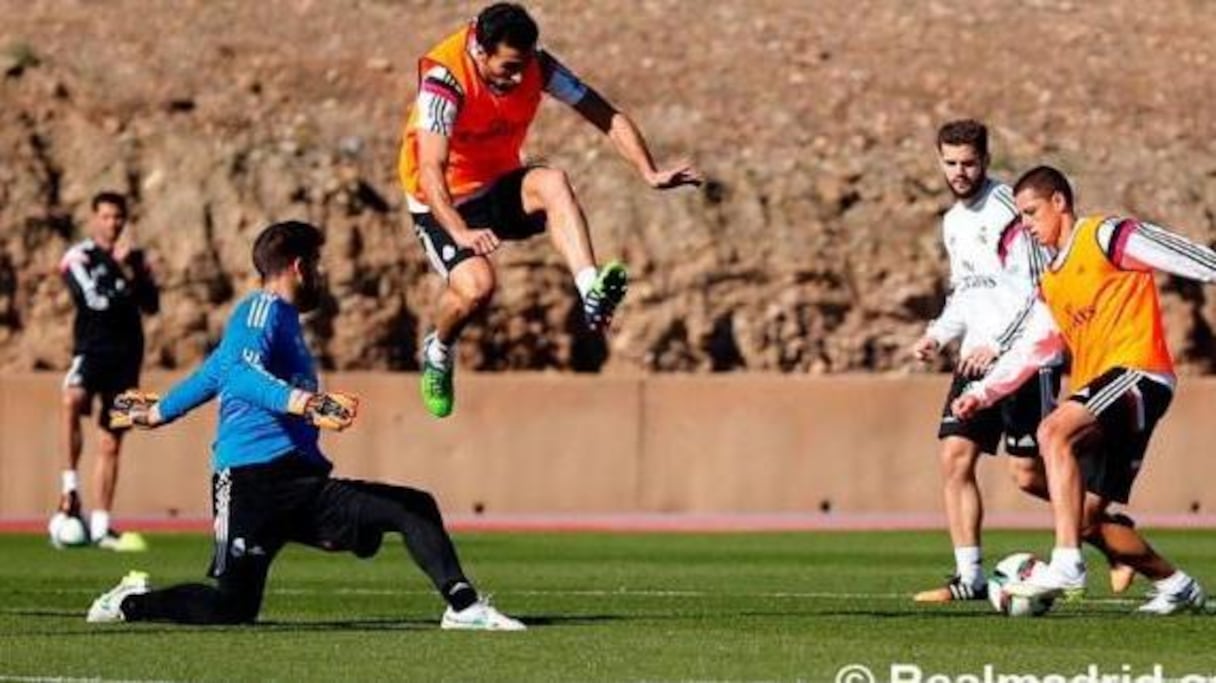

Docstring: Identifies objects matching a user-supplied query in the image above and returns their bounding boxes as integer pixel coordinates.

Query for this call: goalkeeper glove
[288,390,359,431]
[109,390,162,429]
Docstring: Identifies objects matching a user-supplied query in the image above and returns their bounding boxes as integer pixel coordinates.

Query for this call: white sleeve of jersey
[414,65,464,138]
[925,292,966,347]
[964,299,1064,407]
[1098,218,1216,283]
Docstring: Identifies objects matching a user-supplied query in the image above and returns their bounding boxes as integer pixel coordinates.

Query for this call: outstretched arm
[110,350,222,429]
[543,51,703,190]
[572,90,703,190]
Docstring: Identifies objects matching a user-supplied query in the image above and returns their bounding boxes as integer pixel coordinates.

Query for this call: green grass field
[1,530,1214,682]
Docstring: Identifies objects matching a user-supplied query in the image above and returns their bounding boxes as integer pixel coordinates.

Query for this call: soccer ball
[988,552,1055,617]
[48,512,90,549]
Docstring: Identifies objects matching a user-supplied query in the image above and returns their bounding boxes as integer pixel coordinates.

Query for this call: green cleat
[420,360,454,418]
[420,332,454,418]
[583,261,629,333]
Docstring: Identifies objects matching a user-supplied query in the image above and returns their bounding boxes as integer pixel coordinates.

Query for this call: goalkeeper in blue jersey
[85,220,524,630]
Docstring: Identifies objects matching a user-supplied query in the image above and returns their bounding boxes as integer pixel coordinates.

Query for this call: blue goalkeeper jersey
[156,291,329,471]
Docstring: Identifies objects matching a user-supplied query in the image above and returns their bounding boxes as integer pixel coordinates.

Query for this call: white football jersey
[925,178,1053,357]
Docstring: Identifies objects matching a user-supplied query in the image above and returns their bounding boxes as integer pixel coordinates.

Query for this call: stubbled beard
[950,178,983,200]
[296,283,321,313]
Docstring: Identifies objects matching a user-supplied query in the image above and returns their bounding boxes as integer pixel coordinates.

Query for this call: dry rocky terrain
[3,0,1216,374]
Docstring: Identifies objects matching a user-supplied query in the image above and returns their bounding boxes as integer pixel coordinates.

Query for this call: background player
[911,120,1063,602]
[57,191,158,551]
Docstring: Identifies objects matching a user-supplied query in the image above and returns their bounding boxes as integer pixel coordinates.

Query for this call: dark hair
[475,3,538,53]
[1013,165,1074,210]
[91,191,128,215]
[252,221,324,279]
[936,119,989,159]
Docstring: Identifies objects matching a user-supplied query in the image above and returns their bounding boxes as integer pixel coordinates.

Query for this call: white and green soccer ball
[988,552,1055,617]
[47,512,90,549]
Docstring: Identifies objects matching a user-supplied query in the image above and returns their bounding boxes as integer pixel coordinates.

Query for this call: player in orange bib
[399,3,702,418]
[953,166,1209,614]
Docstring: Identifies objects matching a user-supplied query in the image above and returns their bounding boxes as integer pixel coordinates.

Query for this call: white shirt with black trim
[925,178,1053,358]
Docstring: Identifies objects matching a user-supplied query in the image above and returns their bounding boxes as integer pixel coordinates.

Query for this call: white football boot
[1006,559,1086,602]
[86,571,150,623]
[1138,576,1207,615]
[440,597,526,631]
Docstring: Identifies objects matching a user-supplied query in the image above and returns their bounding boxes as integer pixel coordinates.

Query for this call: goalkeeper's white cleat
[440,597,526,631]
[87,571,150,623]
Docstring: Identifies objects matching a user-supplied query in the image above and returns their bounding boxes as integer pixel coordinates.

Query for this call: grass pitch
[1,530,1214,682]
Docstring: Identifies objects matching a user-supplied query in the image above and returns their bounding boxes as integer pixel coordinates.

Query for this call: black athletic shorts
[63,350,142,430]
[412,165,547,278]
[938,366,1061,457]
[1068,367,1173,504]
[208,453,398,583]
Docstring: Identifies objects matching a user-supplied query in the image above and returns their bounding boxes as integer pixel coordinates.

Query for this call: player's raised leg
[520,166,628,333]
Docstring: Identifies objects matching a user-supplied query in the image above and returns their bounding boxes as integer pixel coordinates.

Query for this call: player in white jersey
[911,120,1069,603]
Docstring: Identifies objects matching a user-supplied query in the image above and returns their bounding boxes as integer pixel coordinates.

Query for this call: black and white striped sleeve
[1025,234,1051,286]
[993,292,1038,354]
[1100,218,1216,282]
[413,66,464,138]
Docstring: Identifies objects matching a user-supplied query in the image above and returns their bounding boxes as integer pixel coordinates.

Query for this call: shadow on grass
[9,610,626,633]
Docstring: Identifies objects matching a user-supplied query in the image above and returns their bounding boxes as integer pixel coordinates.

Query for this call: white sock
[1050,547,1085,579]
[574,266,597,301]
[61,470,79,495]
[954,546,983,586]
[425,334,450,369]
[90,510,110,540]
[1154,571,1191,594]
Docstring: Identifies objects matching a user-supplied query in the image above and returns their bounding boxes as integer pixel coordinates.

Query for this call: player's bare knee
[938,440,976,483]
[529,168,575,208]
[449,264,496,314]
[62,391,85,413]
[1009,465,1037,493]
[458,280,495,314]
[97,431,122,458]
[1035,419,1067,459]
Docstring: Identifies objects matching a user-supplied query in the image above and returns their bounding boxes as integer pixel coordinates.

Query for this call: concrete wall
[1,372,1213,518]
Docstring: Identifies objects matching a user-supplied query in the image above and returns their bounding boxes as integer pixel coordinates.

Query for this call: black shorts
[207,453,436,582]
[413,165,547,278]
[938,366,1061,457]
[1068,367,1173,504]
[63,351,142,430]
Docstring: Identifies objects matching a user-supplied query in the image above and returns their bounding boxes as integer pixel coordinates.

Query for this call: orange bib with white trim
[399,25,544,203]
[1040,215,1174,388]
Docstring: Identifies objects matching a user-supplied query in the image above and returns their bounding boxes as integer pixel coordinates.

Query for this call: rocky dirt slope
[3,0,1216,374]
